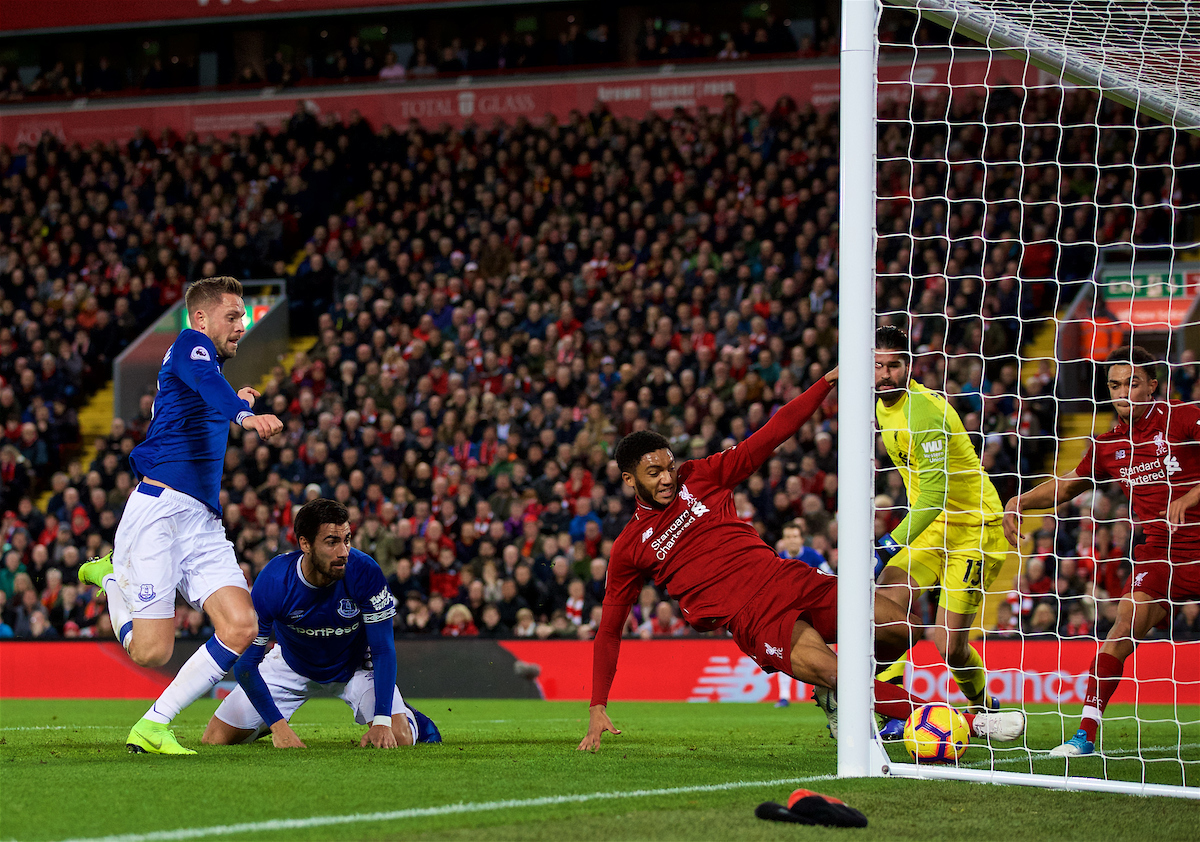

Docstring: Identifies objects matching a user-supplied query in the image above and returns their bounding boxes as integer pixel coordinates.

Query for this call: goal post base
[883,763,1200,800]
[836,735,892,780]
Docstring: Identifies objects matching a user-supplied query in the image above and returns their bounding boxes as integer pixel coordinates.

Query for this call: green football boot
[78,551,114,591]
[126,718,197,756]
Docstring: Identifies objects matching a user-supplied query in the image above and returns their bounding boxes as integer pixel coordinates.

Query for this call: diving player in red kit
[578,369,1026,750]
[1005,345,1200,756]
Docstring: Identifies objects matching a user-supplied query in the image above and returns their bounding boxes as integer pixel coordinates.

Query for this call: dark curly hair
[875,325,911,364]
[294,498,349,547]
[1106,345,1159,383]
[614,430,672,475]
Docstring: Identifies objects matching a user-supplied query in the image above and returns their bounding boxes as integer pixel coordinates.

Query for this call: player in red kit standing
[1004,346,1200,756]
[578,369,1026,750]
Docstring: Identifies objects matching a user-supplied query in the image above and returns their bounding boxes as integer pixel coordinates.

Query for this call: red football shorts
[1132,544,1200,603]
[726,560,838,675]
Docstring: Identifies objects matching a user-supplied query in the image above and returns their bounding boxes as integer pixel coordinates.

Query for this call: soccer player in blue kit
[78,276,285,754]
[201,499,440,749]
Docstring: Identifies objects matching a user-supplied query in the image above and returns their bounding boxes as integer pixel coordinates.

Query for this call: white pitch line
[452,718,580,724]
[0,723,347,735]
[0,724,328,733]
[0,718,584,733]
[57,775,837,842]
[0,725,128,732]
[894,742,1200,775]
[960,742,1200,760]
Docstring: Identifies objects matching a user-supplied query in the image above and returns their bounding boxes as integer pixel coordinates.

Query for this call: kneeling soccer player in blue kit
[202,499,440,748]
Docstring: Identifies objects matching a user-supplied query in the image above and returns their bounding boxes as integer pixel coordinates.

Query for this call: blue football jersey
[250,548,397,684]
[129,329,252,513]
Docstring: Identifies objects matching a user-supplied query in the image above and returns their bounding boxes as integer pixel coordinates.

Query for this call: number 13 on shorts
[961,558,983,588]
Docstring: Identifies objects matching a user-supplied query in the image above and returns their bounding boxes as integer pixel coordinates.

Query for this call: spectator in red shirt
[1024,555,1054,597]
[441,603,478,637]
[643,601,687,638]
[427,547,460,600]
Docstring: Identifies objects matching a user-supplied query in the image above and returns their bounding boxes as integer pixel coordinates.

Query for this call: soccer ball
[903,703,969,763]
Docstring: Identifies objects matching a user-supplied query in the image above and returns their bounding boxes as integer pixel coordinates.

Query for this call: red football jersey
[606,452,796,629]
[589,378,832,706]
[1075,400,1200,553]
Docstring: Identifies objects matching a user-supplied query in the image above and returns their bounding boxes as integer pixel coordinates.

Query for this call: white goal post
[837,0,1200,798]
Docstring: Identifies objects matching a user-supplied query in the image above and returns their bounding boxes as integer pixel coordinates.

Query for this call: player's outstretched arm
[177,340,265,424]
[578,602,630,751]
[233,608,303,747]
[1003,471,1090,547]
[708,373,835,489]
[578,704,621,751]
[358,565,402,748]
[881,427,949,558]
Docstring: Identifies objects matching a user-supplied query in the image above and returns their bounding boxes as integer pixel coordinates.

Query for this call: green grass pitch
[0,699,1196,841]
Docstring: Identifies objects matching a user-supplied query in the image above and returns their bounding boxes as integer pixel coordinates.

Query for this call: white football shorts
[111,482,248,620]
[213,645,415,741]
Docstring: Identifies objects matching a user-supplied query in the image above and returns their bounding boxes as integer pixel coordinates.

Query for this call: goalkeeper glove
[873,534,901,579]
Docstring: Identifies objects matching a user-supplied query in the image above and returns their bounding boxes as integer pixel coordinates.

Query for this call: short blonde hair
[445,603,473,626]
[185,276,243,315]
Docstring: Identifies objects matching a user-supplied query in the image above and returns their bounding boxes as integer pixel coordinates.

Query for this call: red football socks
[873,680,921,721]
[874,680,981,731]
[1080,653,1124,742]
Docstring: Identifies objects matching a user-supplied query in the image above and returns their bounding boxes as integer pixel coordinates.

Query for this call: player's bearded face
[874,351,909,403]
[629,449,678,509]
[198,294,247,359]
[305,521,352,584]
[1106,364,1157,420]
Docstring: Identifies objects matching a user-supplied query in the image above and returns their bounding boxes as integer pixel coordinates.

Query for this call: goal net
[838,0,1200,798]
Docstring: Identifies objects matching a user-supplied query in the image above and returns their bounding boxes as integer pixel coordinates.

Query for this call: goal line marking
[57,774,837,842]
[0,719,582,733]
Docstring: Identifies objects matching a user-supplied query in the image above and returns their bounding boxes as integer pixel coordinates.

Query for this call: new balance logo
[690,500,709,517]
[642,527,654,543]
[689,655,775,702]
[1165,455,1181,476]
[1117,450,1127,460]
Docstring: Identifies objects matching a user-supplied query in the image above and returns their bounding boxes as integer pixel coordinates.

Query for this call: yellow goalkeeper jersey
[875,381,1004,544]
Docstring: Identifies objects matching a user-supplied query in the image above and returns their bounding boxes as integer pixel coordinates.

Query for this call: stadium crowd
[875,83,1200,643]
[0,9,823,103]
[1,79,1197,644]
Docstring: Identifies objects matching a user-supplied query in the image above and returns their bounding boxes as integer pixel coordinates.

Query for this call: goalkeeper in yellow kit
[872,326,1006,725]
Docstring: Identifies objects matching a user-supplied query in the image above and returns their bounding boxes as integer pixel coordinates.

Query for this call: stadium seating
[0,12,821,103]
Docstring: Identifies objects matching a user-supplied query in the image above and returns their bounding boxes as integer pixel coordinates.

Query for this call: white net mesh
[874,0,1199,795]
[890,0,1200,130]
